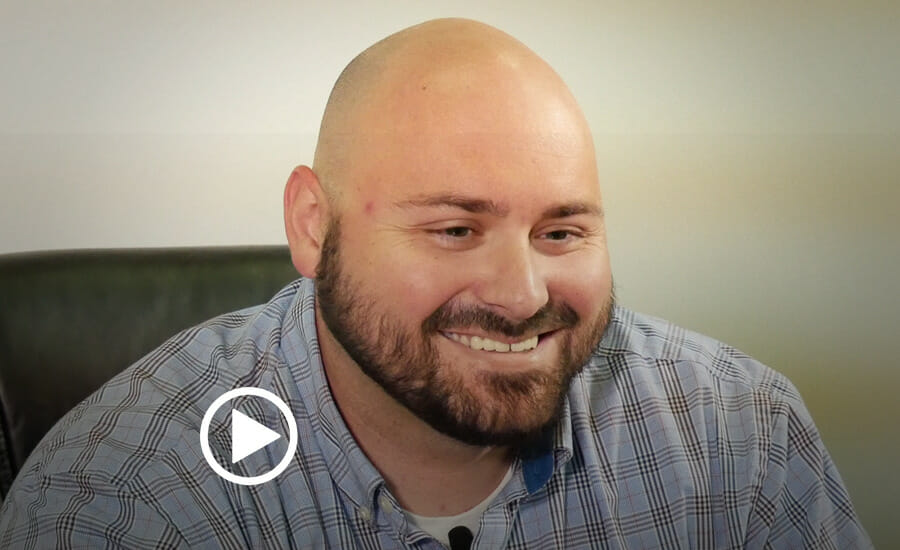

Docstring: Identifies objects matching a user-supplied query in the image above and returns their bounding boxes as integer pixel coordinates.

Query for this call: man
[0,18,871,549]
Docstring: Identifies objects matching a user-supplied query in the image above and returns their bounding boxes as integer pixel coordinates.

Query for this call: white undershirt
[404,465,515,547]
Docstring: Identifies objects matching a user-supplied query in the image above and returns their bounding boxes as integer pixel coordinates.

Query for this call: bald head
[313,18,594,204]
[285,20,612,459]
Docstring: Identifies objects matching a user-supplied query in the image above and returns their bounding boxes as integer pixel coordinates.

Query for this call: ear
[284,165,329,278]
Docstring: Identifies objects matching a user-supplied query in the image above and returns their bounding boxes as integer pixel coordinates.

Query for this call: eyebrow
[394,193,603,219]
[394,194,509,216]
[541,202,604,219]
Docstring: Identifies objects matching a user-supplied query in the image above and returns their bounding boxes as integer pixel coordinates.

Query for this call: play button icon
[200,387,298,486]
[231,409,281,463]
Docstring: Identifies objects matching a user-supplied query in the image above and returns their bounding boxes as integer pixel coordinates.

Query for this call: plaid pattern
[0,278,871,549]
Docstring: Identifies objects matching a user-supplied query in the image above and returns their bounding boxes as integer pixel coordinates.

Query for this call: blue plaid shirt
[0,278,871,548]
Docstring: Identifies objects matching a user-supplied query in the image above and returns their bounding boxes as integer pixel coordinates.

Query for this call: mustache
[422,300,580,338]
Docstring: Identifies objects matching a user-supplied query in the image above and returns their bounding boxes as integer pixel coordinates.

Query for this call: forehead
[344,128,601,215]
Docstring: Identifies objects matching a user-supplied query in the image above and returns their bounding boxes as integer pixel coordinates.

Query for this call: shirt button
[359,506,372,523]
[379,495,394,515]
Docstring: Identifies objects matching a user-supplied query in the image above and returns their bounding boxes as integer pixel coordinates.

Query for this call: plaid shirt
[0,278,871,549]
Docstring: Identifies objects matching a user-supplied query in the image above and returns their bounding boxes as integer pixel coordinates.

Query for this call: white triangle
[231,409,281,464]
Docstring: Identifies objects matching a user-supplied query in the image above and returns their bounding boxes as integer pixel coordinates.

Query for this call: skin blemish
[364,201,375,215]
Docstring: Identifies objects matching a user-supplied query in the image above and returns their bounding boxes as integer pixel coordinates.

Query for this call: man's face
[313,112,614,449]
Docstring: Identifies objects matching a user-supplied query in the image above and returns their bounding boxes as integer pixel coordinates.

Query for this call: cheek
[342,234,467,321]
[549,251,613,318]
[394,255,471,316]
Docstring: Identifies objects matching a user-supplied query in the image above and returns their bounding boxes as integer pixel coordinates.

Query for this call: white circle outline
[200,387,298,486]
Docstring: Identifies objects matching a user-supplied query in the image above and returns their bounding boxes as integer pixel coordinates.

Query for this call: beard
[315,217,614,452]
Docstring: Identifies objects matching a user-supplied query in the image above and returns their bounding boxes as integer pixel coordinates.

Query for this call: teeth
[444,333,539,353]
[470,336,483,350]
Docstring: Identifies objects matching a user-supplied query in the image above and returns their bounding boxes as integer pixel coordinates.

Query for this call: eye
[534,226,591,253]
[422,222,482,250]
[544,230,572,241]
[440,226,472,238]
[540,228,583,242]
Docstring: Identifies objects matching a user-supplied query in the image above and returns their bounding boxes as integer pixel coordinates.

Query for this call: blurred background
[1,0,897,545]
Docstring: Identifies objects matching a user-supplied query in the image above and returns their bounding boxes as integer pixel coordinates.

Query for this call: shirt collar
[521,395,575,494]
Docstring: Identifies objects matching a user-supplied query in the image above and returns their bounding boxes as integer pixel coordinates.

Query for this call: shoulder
[0,279,340,547]
[560,308,871,546]
[589,305,801,401]
[569,306,813,453]
[562,316,871,547]
[5,279,309,498]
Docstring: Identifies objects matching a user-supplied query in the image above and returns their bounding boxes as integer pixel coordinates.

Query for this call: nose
[472,239,549,321]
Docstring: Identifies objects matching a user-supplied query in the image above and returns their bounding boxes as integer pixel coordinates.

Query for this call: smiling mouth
[441,331,542,353]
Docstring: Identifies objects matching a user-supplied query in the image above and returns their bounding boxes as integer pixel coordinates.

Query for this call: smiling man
[0,18,871,549]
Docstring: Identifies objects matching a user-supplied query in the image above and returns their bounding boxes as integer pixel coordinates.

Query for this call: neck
[316,313,512,517]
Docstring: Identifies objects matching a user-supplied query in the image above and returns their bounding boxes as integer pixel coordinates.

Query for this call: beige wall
[2,1,897,545]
